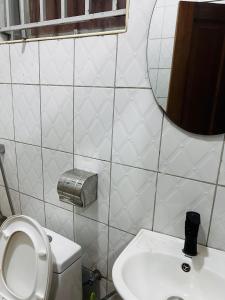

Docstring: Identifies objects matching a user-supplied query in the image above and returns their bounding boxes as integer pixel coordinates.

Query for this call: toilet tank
[44,228,82,300]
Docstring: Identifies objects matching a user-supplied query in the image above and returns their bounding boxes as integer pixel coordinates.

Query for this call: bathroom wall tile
[10,42,39,84]
[74,215,108,277]
[41,86,73,153]
[159,118,224,183]
[159,38,174,68]
[161,5,178,38]
[20,194,45,226]
[112,88,162,171]
[74,87,114,161]
[42,148,73,211]
[110,164,156,234]
[116,0,155,87]
[0,139,18,190]
[13,85,41,146]
[74,155,110,224]
[0,84,14,139]
[0,44,11,83]
[40,39,74,85]
[75,35,117,87]
[16,143,43,200]
[108,227,134,279]
[147,39,161,69]
[154,174,215,245]
[156,69,170,98]
[148,7,164,39]
[0,187,21,216]
[218,145,225,186]
[45,203,74,240]
[208,186,225,251]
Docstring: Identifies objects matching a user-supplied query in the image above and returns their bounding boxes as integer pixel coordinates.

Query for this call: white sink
[112,229,225,300]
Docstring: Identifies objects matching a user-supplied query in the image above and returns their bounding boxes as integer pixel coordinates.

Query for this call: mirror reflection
[147,0,225,135]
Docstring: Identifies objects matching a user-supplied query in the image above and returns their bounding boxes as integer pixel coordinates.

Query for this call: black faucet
[183,211,200,256]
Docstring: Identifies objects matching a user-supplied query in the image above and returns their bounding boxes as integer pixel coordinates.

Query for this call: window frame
[0,0,129,44]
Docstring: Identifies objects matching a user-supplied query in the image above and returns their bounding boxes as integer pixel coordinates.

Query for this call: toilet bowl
[0,215,82,300]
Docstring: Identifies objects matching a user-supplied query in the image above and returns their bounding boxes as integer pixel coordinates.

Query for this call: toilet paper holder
[57,169,98,208]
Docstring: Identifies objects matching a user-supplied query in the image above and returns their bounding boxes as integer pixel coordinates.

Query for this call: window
[0,0,128,42]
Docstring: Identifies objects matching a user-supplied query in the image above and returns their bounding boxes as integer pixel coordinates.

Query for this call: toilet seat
[0,215,52,300]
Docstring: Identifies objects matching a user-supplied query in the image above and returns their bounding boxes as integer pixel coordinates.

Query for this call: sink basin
[112,229,225,300]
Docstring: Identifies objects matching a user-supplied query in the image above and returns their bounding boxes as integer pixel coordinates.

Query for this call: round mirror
[147,0,225,135]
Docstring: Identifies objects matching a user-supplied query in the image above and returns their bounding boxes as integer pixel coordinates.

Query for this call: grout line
[106,33,119,280]
[0,81,152,90]
[8,44,22,214]
[72,38,76,242]
[206,135,225,245]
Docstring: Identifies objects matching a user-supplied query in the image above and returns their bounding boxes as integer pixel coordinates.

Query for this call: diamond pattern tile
[116,0,155,87]
[208,186,225,251]
[112,88,162,171]
[13,85,41,146]
[159,118,224,183]
[154,174,215,245]
[75,35,117,87]
[0,139,18,190]
[10,42,39,84]
[0,187,21,216]
[110,164,157,234]
[16,143,43,200]
[42,148,73,211]
[108,227,134,279]
[74,155,110,224]
[45,203,74,240]
[20,194,45,226]
[74,214,108,276]
[0,44,11,83]
[74,87,114,161]
[41,86,73,153]
[40,39,74,85]
[0,84,14,139]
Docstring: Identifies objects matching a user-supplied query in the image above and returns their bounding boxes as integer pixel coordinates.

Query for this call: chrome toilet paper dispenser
[57,169,98,208]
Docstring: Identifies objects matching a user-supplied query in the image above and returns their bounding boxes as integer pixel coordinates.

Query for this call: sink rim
[112,229,225,300]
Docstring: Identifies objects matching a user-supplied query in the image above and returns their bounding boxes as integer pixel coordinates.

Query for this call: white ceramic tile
[0,44,11,83]
[16,143,43,200]
[20,194,45,226]
[10,42,39,84]
[154,174,215,245]
[0,187,21,216]
[74,155,110,224]
[149,69,158,93]
[75,35,117,87]
[0,139,18,190]
[41,86,73,153]
[162,5,178,38]
[110,164,157,234]
[147,39,161,69]
[159,118,224,183]
[149,7,164,39]
[159,38,174,68]
[45,203,74,240]
[156,69,170,98]
[40,39,74,85]
[74,214,108,276]
[218,146,225,185]
[74,87,114,161]
[208,186,225,251]
[13,85,41,146]
[116,0,155,87]
[108,227,134,279]
[42,148,73,211]
[112,89,162,171]
[0,84,14,139]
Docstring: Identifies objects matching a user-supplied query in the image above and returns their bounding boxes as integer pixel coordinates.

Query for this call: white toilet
[0,215,82,300]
